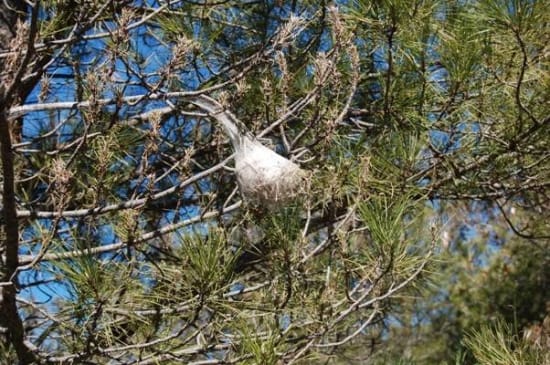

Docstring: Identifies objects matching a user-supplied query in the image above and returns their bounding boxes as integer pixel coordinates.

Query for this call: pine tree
[0,1,547,364]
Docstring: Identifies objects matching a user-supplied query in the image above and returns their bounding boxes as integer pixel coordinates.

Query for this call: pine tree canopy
[0,1,548,364]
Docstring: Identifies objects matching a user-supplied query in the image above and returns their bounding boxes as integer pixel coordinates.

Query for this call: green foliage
[232,316,282,365]
[177,229,236,296]
[464,318,545,365]
[0,0,548,364]
[449,239,550,332]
